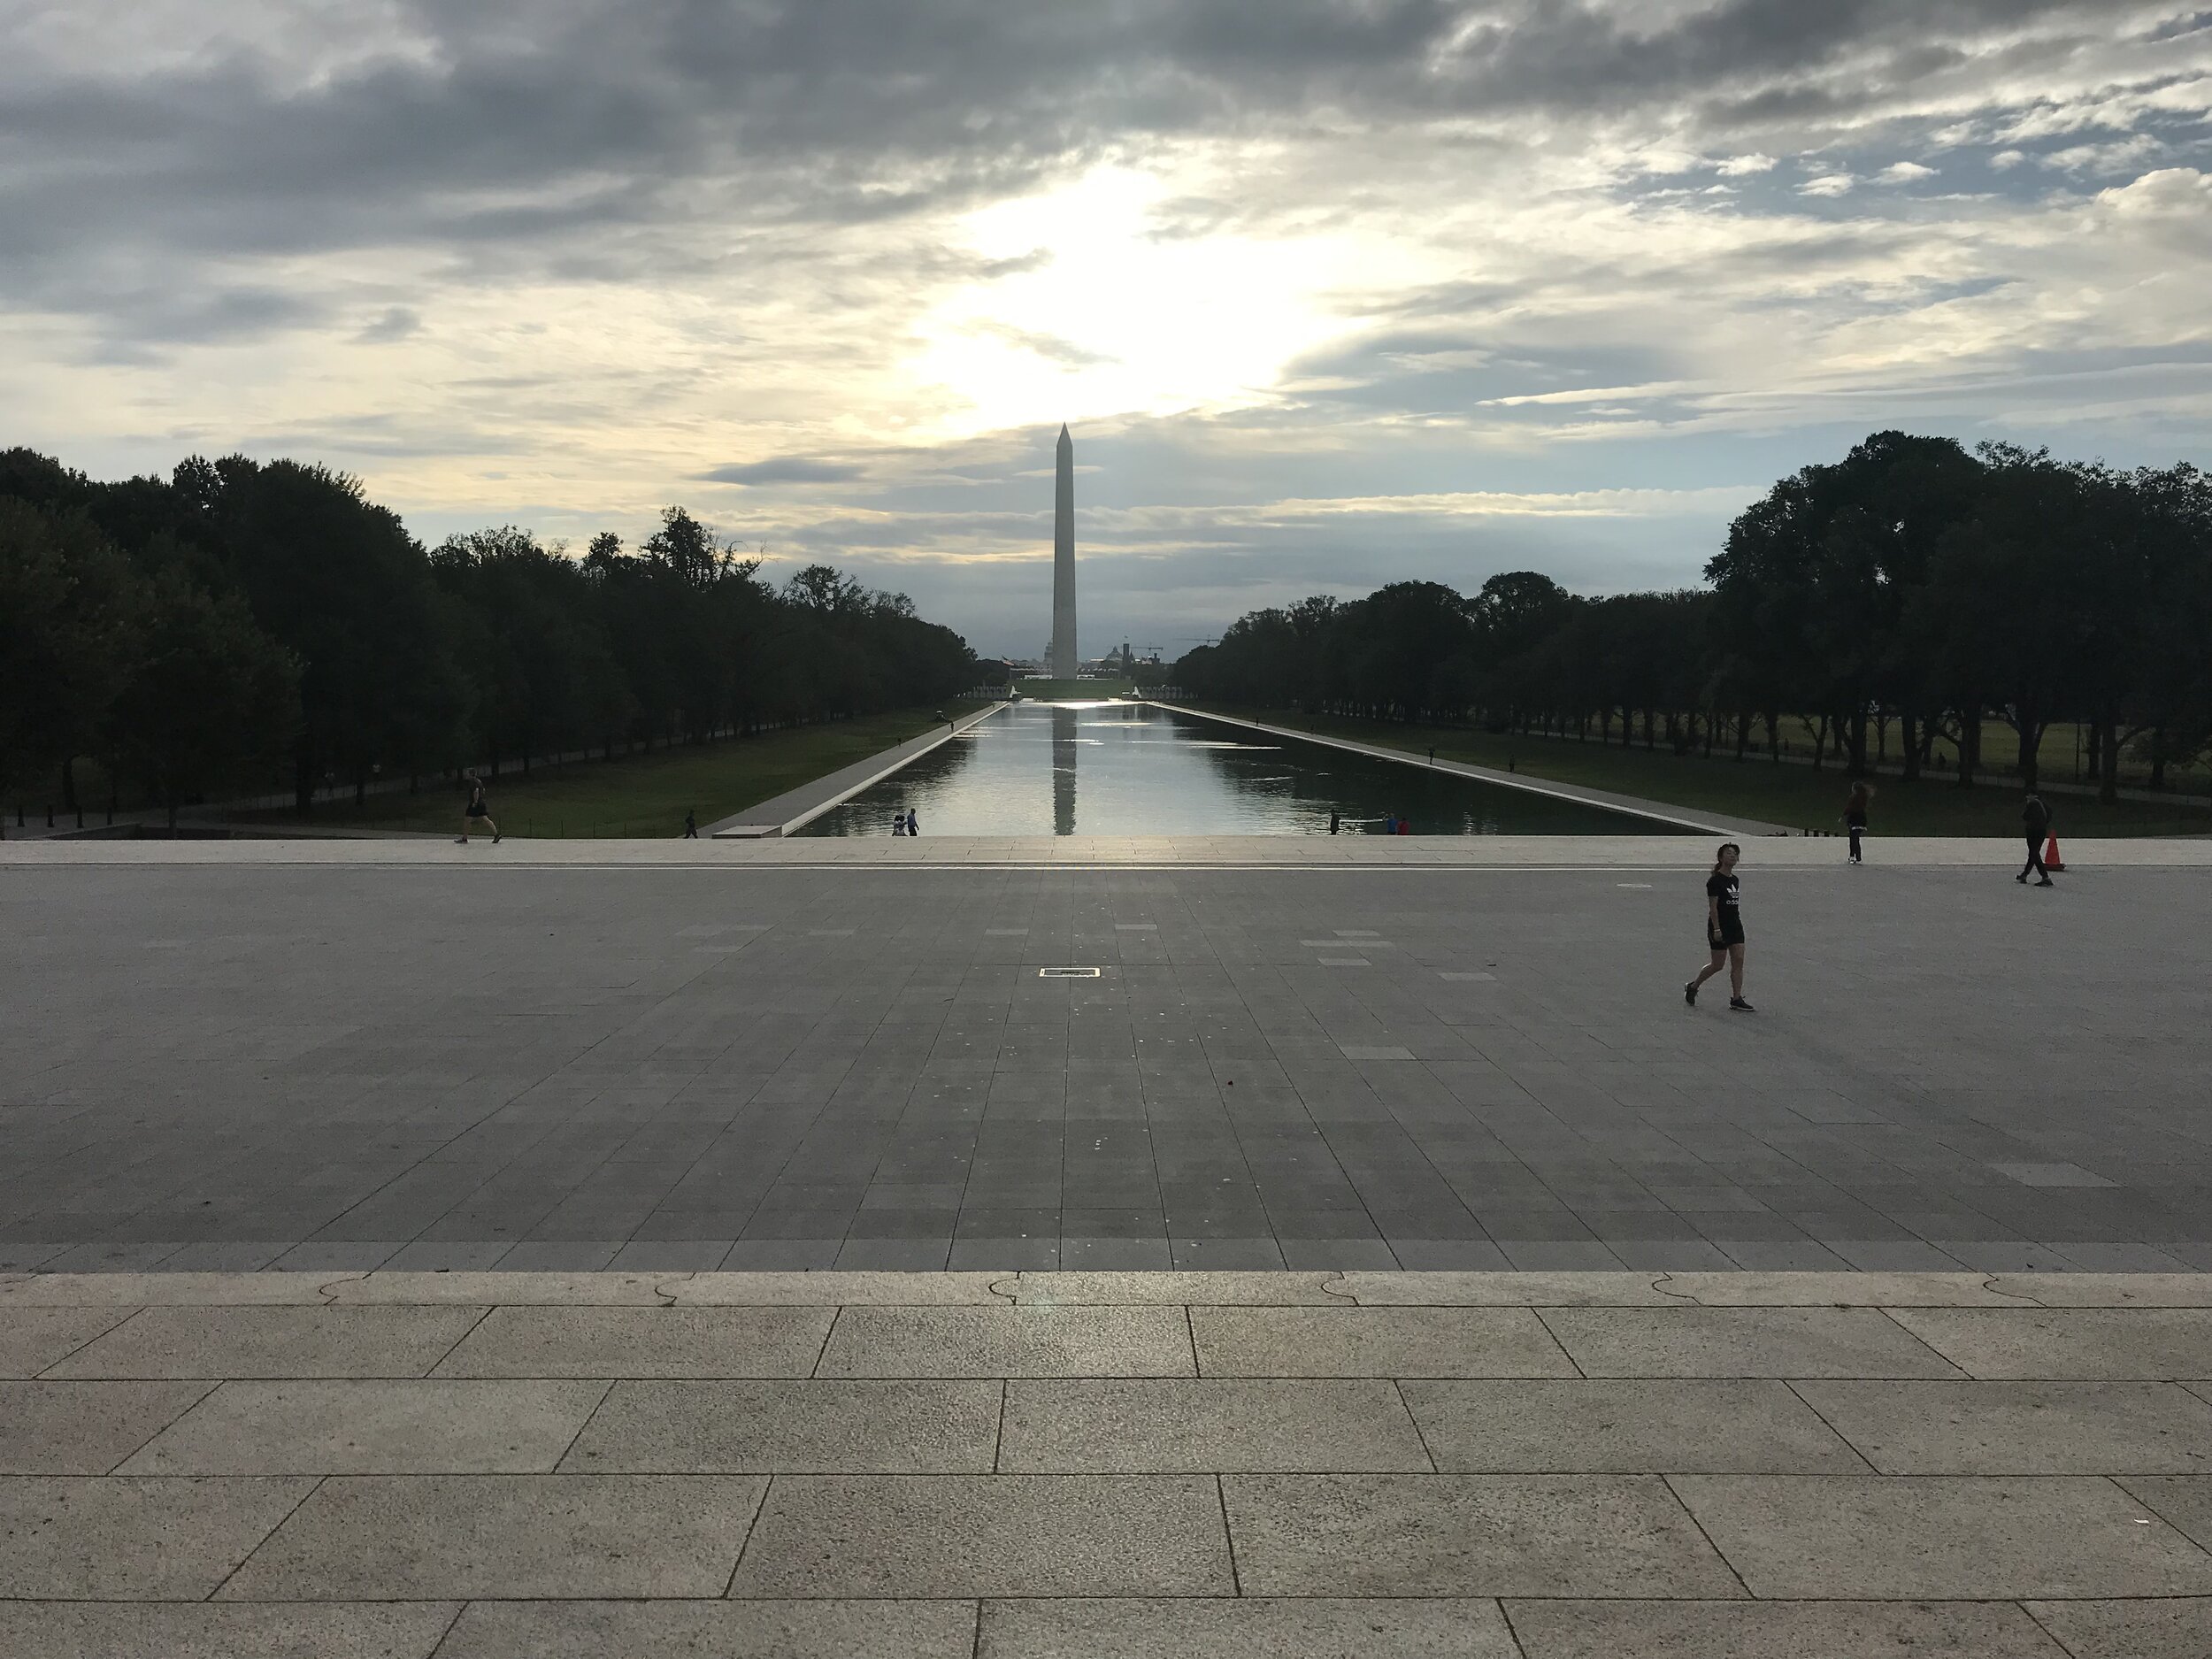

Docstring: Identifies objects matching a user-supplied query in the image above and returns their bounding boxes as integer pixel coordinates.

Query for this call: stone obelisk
[1048,423,1077,677]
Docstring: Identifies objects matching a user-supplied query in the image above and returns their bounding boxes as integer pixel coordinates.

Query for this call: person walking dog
[456,773,500,845]
[2019,791,2054,886]
[1686,841,1752,1011]
[1842,782,1871,864]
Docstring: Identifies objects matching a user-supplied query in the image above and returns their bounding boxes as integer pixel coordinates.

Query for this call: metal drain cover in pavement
[1038,967,1102,978]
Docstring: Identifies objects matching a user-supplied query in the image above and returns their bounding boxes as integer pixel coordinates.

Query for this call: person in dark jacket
[456,774,500,845]
[1842,782,1871,864]
[2019,792,2054,886]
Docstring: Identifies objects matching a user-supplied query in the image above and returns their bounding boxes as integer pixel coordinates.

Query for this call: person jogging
[1686,841,1752,1011]
[456,773,500,845]
[1842,782,1871,864]
[2019,791,2054,886]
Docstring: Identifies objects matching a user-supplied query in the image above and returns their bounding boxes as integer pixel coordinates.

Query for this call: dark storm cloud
[702,457,866,485]
[0,0,2164,289]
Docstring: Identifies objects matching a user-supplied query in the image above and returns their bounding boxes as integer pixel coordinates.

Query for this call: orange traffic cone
[2043,833,2064,872]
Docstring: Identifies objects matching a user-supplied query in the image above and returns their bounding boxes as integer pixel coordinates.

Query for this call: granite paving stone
[1503,1599,2070,1658]
[42,1306,486,1379]
[217,1473,767,1601]
[118,1379,611,1474]
[2023,1597,2212,1659]
[8,858,2212,1264]
[2118,1476,2212,1551]
[1672,1474,2212,1599]
[998,1379,1432,1471]
[1887,1309,2212,1379]
[432,1306,832,1378]
[728,1473,1233,1597]
[1402,1379,1864,1472]
[1794,1381,2212,1474]
[815,1306,1194,1377]
[977,1596,1522,1657]
[1538,1307,1962,1378]
[560,1379,1001,1472]
[0,1309,136,1377]
[1221,1471,1743,1596]
[1191,1306,1578,1377]
[434,1600,980,1659]
[0,1381,211,1474]
[0,1602,463,1659]
[0,1475,318,1600]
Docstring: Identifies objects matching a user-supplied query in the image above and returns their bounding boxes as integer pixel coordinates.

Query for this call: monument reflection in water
[796,701,1674,836]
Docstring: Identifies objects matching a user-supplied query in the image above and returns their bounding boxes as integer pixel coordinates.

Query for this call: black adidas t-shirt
[1706,872,1741,938]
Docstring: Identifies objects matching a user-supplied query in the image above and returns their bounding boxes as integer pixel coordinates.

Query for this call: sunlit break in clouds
[4,1,2209,656]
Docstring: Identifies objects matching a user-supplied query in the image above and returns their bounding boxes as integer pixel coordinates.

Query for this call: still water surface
[797,702,1673,836]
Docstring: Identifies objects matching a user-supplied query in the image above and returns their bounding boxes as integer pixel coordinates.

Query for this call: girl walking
[1842,782,1871,864]
[1685,841,1752,1011]
[455,773,500,845]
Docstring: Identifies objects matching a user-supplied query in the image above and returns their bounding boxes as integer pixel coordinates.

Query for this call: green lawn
[1179,705,2212,838]
[242,708,973,838]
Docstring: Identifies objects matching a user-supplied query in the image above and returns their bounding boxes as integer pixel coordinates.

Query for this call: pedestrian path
[703,702,1005,837]
[4,1270,2210,1655]
[4,832,2208,865]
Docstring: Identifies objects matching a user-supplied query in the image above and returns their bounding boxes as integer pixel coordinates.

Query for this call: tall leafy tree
[107,568,300,832]
[0,502,136,828]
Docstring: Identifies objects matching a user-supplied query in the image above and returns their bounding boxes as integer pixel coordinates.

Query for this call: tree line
[1174,432,2212,797]
[1,449,975,828]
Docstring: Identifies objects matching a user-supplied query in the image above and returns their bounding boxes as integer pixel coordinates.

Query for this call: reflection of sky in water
[798,702,1674,836]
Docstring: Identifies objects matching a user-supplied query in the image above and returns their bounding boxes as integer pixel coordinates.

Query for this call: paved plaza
[3,839,2208,1273]
[5,1269,2212,1655]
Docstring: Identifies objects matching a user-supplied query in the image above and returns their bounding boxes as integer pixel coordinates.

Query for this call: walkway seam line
[203,1470,328,1602]
[1393,1378,1441,1475]
[1217,1472,1244,1598]
[32,1302,145,1379]
[809,1306,841,1379]
[1781,1378,1883,1476]
[1529,1308,1588,1380]
[1659,1471,1757,1600]
[548,1379,618,1474]
[423,1305,499,1380]
[424,1600,472,1658]
[719,1472,773,1599]
[1873,1303,1972,1379]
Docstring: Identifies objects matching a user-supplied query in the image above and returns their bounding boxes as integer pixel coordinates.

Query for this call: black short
[1709,921,1745,950]
[465,807,490,820]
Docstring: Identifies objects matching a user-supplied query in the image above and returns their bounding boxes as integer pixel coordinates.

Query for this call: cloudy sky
[4,2,2209,658]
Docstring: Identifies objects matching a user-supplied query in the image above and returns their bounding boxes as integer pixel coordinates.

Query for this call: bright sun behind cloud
[907,164,1371,436]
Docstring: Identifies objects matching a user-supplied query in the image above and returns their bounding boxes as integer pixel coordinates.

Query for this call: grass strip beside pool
[1179,706,2212,839]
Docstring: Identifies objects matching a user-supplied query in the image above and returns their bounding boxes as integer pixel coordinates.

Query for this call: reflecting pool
[796,702,1675,835]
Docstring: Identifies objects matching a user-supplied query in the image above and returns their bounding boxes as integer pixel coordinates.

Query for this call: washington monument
[1048,423,1077,677]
